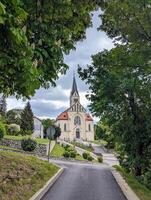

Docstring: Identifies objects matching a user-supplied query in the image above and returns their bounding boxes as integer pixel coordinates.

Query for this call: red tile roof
[85,114,93,121]
[57,112,68,120]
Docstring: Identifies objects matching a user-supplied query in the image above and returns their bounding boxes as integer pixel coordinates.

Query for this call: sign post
[46,126,56,162]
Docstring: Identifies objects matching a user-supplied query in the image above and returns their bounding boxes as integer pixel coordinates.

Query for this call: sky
[6,10,114,122]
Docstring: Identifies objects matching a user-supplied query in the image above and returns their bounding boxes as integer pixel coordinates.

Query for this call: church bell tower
[70,75,80,106]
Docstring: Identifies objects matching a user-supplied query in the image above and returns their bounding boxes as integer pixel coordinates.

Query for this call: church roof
[57,112,68,120]
[71,76,79,96]
[85,114,93,121]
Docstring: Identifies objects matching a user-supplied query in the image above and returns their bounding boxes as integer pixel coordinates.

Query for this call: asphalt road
[42,160,126,200]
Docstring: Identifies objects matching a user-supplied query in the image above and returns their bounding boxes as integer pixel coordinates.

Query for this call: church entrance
[76,128,80,139]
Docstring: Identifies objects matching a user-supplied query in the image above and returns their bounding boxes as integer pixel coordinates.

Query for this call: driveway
[41,160,126,200]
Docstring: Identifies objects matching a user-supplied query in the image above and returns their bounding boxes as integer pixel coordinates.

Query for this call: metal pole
[48,139,51,162]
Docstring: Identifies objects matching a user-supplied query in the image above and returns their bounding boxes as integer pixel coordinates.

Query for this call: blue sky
[7,10,114,121]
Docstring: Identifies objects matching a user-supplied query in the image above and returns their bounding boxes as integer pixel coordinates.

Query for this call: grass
[114,165,151,200]
[91,140,107,145]
[0,145,19,151]
[0,151,59,200]
[4,135,49,144]
[50,143,85,161]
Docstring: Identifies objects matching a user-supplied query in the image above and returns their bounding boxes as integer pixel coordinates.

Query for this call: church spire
[70,74,80,106]
[71,75,79,96]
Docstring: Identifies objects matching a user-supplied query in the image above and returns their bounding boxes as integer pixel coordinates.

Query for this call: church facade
[56,76,94,141]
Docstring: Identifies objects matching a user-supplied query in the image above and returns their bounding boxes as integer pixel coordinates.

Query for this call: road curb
[111,169,140,200]
[29,167,64,200]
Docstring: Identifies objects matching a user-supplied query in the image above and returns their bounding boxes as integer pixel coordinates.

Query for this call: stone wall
[0,139,49,156]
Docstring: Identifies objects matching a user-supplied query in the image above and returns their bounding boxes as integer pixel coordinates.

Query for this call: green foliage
[7,124,20,136]
[42,118,54,137]
[98,156,103,163]
[63,151,70,158]
[79,0,151,186]
[82,152,89,159]
[21,138,37,151]
[0,95,6,116]
[54,126,61,140]
[0,0,98,97]
[6,109,21,125]
[20,102,34,134]
[87,155,93,161]
[0,121,6,139]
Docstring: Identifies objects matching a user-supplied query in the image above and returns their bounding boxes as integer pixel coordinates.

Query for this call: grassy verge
[50,144,85,161]
[71,141,93,152]
[4,135,49,144]
[0,151,59,200]
[114,165,151,200]
[91,140,107,145]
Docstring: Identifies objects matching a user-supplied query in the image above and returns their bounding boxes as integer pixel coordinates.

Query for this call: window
[64,123,66,131]
[88,124,91,131]
[74,116,81,125]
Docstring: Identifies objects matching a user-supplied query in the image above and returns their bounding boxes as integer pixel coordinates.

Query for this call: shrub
[98,156,103,163]
[87,155,94,161]
[63,151,70,158]
[70,150,77,158]
[82,152,89,159]
[64,144,70,150]
[0,121,6,139]
[21,138,37,151]
[7,124,20,136]
[20,129,33,136]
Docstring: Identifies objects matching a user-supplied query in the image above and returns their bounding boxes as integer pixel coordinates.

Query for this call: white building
[33,116,43,138]
[56,76,94,141]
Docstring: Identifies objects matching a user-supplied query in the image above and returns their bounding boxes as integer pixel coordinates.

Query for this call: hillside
[0,151,59,200]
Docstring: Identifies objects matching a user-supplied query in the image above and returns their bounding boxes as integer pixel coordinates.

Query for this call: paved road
[42,160,126,200]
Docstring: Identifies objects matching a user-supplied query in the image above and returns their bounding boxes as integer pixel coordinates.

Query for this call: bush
[63,151,70,158]
[64,144,70,150]
[87,155,94,161]
[82,152,89,159]
[70,150,77,158]
[7,124,20,136]
[19,129,33,136]
[98,156,103,163]
[21,138,37,151]
[0,121,6,139]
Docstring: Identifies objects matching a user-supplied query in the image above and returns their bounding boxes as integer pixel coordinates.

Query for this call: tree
[0,0,98,97]
[79,45,151,177]
[20,102,34,134]
[42,118,55,138]
[54,126,61,140]
[0,95,7,116]
[6,109,21,125]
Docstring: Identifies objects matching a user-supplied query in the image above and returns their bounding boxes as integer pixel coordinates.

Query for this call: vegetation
[7,124,20,136]
[0,0,98,98]
[98,156,103,163]
[0,95,6,116]
[71,141,93,152]
[0,121,6,139]
[6,109,21,125]
[0,151,59,200]
[20,102,34,135]
[42,118,55,137]
[82,152,94,161]
[21,138,37,152]
[114,166,151,200]
[79,0,151,189]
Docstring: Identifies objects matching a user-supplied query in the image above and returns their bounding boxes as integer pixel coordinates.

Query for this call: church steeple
[70,75,80,106]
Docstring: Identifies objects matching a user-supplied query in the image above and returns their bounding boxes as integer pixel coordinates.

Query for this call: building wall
[33,118,43,138]
[56,111,94,141]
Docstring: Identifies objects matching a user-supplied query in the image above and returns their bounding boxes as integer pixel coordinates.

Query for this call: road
[42,160,126,200]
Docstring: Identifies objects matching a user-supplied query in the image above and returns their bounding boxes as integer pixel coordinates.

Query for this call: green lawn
[71,141,93,152]
[91,140,107,145]
[0,151,59,200]
[50,144,85,161]
[4,135,49,144]
[114,165,151,200]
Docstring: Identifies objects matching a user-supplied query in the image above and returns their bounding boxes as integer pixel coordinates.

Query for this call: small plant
[82,152,88,159]
[21,138,37,151]
[0,121,6,139]
[7,124,20,136]
[98,156,103,163]
[63,151,70,158]
[87,155,93,161]
[64,144,70,150]
[70,150,77,158]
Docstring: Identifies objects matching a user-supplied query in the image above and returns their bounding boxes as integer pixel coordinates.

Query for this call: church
[56,76,94,141]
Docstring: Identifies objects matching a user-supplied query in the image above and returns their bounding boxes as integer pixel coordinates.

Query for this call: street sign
[46,126,56,162]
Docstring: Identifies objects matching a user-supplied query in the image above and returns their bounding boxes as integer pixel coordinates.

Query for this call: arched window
[64,123,66,131]
[88,124,91,131]
[74,116,81,125]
